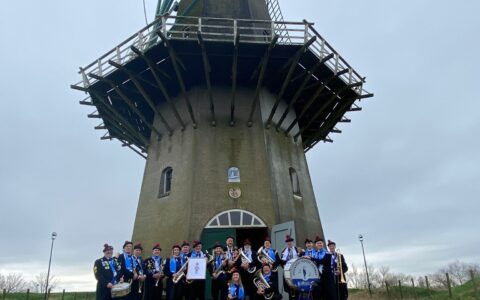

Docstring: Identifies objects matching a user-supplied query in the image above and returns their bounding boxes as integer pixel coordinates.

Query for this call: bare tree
[378,265,390,287]
[347,264,364,289]
[30,273,59,293]
[0,273,27,293]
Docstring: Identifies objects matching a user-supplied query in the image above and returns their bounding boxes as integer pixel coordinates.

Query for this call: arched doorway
[202,209,269,249]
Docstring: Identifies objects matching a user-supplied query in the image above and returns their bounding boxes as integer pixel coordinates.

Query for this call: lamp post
[358,234,372,297]
[44,232,57,300]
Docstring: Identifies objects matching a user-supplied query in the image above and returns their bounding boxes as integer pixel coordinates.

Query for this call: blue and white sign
[284,258,320,293]
[228,167,240,182]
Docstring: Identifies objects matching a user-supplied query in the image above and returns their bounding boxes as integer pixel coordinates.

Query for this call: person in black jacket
[144,243,164,300]
[254,264,281,300]
[94,243,123,300]
[187,240,208,300]
[208,242,228,300]
[164,244,183,300]
[118,241,136,300]
[237,239,257,300]
[321,241,348,300]
[132,244,146,300]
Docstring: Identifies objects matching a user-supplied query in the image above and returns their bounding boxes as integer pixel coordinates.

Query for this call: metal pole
[446,273,452,299]
[411,278,417,299]
[399,280,403,299]
[44,232,57,300]
[385,281,390,299]
[471,270,479,300]
[425,275,431,298]
[358,235,372,297]
[26,289,30,300]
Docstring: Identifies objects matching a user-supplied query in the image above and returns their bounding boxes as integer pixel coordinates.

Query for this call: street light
[44,232,57,300]
[358,234,372,297]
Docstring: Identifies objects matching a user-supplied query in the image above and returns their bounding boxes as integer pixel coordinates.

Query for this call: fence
[351,270,479,300]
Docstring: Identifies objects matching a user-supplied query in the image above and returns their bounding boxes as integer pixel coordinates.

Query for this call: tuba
[253,270,274,300]
[335,250,347,284]
[240,248,257,274]
[257,248,278,272]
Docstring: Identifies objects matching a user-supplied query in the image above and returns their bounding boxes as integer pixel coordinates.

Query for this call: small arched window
[289,167,301,197]
[159,167,173,197]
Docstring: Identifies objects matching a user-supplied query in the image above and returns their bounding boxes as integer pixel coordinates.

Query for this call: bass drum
[111,282,131,298]
[284,258,320,293]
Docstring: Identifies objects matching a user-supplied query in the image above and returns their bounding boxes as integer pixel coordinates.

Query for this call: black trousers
[188,280,205,300]
[145,279,164,300]
[211,278,227,300]
[166,279,183,300]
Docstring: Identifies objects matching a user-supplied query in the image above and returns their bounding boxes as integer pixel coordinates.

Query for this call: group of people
[94,235,348,300]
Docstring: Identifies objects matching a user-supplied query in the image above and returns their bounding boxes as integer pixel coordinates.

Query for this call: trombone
[335,249,347,284]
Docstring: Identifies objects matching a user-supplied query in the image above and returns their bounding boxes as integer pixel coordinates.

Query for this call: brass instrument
[132,258,143,294]
[155,258,166,287]
[212,253,227,278]
[253,270,274,300]
[240,248,257,274]
[335,250,346,284]
[257,248,278,272]
[172,257,189,284]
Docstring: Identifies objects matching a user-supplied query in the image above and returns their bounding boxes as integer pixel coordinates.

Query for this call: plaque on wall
[228,167,240,182]
[228,187,242,199]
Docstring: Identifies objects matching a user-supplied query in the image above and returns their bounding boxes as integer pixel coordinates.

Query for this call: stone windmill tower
[72,0,372,251]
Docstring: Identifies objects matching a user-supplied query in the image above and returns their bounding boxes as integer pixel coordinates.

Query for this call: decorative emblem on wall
[228,167,240,182]
[228,187,242,199]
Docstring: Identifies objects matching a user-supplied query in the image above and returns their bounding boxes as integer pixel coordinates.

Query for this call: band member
[228,270,245,300]
[144,243,165,300]
[164,244,183,300]
[254,264,280,300]
[188,240,207,300]
[257,237,281,272]
[302,238,316,258]
[238,239,257,299]
[225,236,236,272]
[208,242,228,300]
[94,244,123,300]
[280,235,301,300]
[321,241,348,300]
[132,244,146,300]
[180,241,191,300]
[311,236,326,300]
[119,241,136,300]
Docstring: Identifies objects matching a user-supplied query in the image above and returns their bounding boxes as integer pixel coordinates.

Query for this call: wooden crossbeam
[157,30,197,128]
[86,89,150,146]
[130,46,186,130]
[121,141,147,159]
[230,33,240,126]
[108,60,174,135]
[247,35,279,127]
[265,37,316,128]
[88,73,162,138]
[293,81,364,140]
[275,53,334,131]
[101,112,148,150]
[284,68,351,135]
[197,31,216,126]
[88,112,101,118]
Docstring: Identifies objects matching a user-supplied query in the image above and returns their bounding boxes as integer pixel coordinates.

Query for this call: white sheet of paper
[186,257,207,280]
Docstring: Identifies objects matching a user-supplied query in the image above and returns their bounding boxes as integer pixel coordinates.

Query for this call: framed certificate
[186,257,207,280]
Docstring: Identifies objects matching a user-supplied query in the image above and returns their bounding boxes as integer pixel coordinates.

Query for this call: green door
[201,228,236,300]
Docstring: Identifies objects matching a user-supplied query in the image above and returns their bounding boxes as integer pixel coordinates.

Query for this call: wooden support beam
[303,68,349,91]
[101,111,148,150]
[275,53,334,131]
[88,90,150,146]
[197,31,216,126]
[348,103,362,112]
[331,128,341,133]
[79,98,94,106]
[284,68,350,135]
[230,33,240,126]
[71,84,88,92]
[88,73,163,138]
[157,30,197,128]
[121,142,147,159]
[130,46,186,130]
[95,124,107,130]
[247,35,279,127]
[265,36,316,128]
[108,60,174,135]
[293,81,363,140]
[88,112,101,118]
[300,92,373,145]
[339,117,351,123]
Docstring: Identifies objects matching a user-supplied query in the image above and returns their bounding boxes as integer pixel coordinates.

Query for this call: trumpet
[212,253,227,278]
[155,258,166,287]
[253,270,273,300]
[239,249,256,274]
[336,250,346,284]
[257,248,278,272]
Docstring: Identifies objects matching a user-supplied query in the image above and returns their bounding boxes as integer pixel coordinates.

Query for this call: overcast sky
[1,0,479,292]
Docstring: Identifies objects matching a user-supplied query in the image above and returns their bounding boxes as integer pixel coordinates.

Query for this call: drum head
[284,258,320,292]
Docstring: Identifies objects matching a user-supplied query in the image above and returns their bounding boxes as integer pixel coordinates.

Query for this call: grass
[350,279,480,300]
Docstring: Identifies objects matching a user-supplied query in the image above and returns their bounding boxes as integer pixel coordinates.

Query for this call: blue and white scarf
[229,284,245,300]
[153,256,161,272]
[124,253,134,272]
